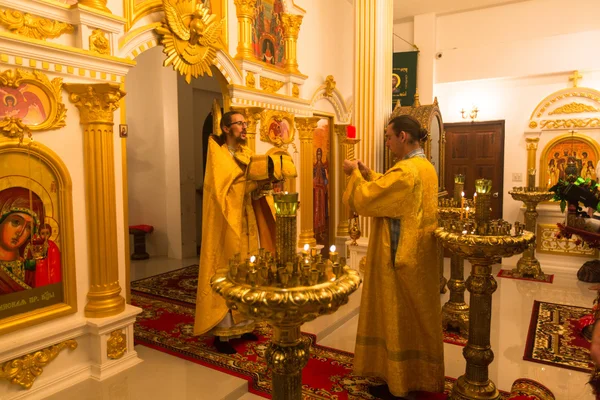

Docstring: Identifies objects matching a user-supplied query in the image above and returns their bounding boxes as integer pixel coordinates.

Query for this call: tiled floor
[47,256,598,399]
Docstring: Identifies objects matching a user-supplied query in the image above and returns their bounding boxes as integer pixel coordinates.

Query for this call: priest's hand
[343,159,358,176]
[357,160,370,180]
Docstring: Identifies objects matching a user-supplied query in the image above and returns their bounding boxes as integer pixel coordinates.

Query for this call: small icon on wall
[119,124,128,138]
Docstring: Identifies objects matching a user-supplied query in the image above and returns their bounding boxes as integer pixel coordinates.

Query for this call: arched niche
[310,85,352,124]
[0,139,77,335]
[388,95,446,192]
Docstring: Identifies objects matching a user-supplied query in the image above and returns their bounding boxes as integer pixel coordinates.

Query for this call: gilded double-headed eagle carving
[156,0,224,83]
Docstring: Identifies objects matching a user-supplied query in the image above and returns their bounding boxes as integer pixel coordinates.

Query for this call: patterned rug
[131,265,469,347]
[524,300,593,373]
[497,269,554,284]
[132,292,502,399]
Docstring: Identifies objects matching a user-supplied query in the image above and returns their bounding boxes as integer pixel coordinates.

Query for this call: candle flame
[461,191,465,197]
[330,245,336,252]
[303,244,310,251]
[250,256,256,263]
[466,206,470,211]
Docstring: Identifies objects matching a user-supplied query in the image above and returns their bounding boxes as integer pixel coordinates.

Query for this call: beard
[227,131,247,146]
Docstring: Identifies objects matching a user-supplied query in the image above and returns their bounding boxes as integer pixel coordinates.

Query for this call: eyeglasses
[228,121,248,127]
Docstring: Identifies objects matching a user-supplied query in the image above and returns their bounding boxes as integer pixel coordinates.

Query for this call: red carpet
[524,300,593,373]
[131,265,468,347]
[497,269,554,284]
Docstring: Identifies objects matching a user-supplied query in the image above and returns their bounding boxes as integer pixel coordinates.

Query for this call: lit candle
[346,125,356,139]
[465,206,470,219]
[302,243,310,256]
[329,245,338,263]
[460,192,465,220]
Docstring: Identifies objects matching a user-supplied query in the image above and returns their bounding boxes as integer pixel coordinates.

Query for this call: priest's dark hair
[388,115,428,144]
[214,110,244,145]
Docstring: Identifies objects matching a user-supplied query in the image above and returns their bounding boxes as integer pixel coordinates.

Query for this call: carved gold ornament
[292,83,299,98]
[245,71,256,88]
[324,75,336,97]
[65,83,125,124]
[260,109,295,148]
[0,340,77,389]
[529,121,538,129]
[0,8,74,40]
[0,117,31,142]
[540,118,600,129]
[549,102,600,115]
[107,330,127,359]
[89,28,110,55]
[0,68,66,136]
[260,76,284,93]
[156,0,224,84]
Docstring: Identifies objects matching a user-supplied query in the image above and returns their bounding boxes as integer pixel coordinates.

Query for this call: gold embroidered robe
[194,137,275,336]
[343,157,444,396]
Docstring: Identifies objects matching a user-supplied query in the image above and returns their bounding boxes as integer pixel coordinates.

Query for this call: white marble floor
[46,256,598,400]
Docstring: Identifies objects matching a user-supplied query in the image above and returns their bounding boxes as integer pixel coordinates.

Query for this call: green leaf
[560,199,566,213]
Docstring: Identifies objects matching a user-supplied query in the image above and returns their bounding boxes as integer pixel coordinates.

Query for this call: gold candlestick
[436,179,534,400]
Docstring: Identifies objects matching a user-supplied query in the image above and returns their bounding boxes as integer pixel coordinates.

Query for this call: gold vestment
[343,157,444,396]
[194,137,275,337]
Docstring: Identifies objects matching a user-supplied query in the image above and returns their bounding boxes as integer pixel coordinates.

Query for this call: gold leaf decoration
[539,118,600,129]
[155,0,224,84]
[0,340,77,390]
[89,28,110,55]
[246,71,256,88]
[292,83,299,98]
[107,330,127,360]
[0,68,67,132]
[260,76,284,93]
[548,102,600,115]
[324,75,336,97]
[0,8,74,40]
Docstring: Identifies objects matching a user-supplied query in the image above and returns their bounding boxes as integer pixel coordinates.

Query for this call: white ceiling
[393,0,528,21]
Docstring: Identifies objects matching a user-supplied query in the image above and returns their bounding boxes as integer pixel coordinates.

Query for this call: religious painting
[0,68,66,135]
[260,110,295,148]
[0,140,76,335]
[253,0,285,68]
[539,133,600,188]
[119,124,128,138]
[312,115,334,257]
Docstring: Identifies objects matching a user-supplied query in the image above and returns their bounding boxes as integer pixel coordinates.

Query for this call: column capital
[65,83,125,125]
[525,137,539,150]
[334,124,350,138]
[281,14,303,38]
[295,117,319,140]
[234,0,257,17]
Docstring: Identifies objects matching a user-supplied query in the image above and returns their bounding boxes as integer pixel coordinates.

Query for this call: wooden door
[444,121,505,219]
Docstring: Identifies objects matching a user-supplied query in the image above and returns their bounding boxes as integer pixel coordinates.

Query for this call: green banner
[392,51,418,108]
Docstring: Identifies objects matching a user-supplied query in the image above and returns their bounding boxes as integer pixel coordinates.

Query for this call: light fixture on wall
[461,106,479,122]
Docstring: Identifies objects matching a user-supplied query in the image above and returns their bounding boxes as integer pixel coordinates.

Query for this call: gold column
[78,0,111,13]
[526,138,539,184]
[334,124,360,237]
[354,0,393,237]
[65,83,126,318]
[281,14,303,74]
[296,117,320,247]
[232,106,263,152]
[233,0,257,60]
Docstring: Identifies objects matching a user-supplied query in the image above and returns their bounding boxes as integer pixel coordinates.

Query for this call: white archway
[310,85,352,124]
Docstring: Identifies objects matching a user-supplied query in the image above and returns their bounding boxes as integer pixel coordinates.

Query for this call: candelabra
[508,177,553,280]
[211,192,361,400]
[435,179,534,400]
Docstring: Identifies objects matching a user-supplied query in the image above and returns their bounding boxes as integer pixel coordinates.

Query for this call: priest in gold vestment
[194,110,276,354]
[343,115,444,399]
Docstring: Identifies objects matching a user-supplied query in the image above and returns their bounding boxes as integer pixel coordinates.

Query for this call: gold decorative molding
[260,109,295,148]
[77,0,111,13]
[0,340,77,389]
[0,8,74,40]
[549,102,599,115]
[529,121,538,129]
[525,137,539,173]
[156,0,224,84]
[65,84,125,124]
[324,75,336,97]
[280,14,303,74]
[107,330,127,359]
[292,83,299,98]
[530,89,600,120]
[233,0,257,60]
[295,116,320,248]
[65,83,126,318]
[0,118,31,142]
[260,76,284,93]
[89,28,110,55]
[539,118,600,129]
[245,71,256,88]
[537,223,598,257]
[0,68,67,133]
